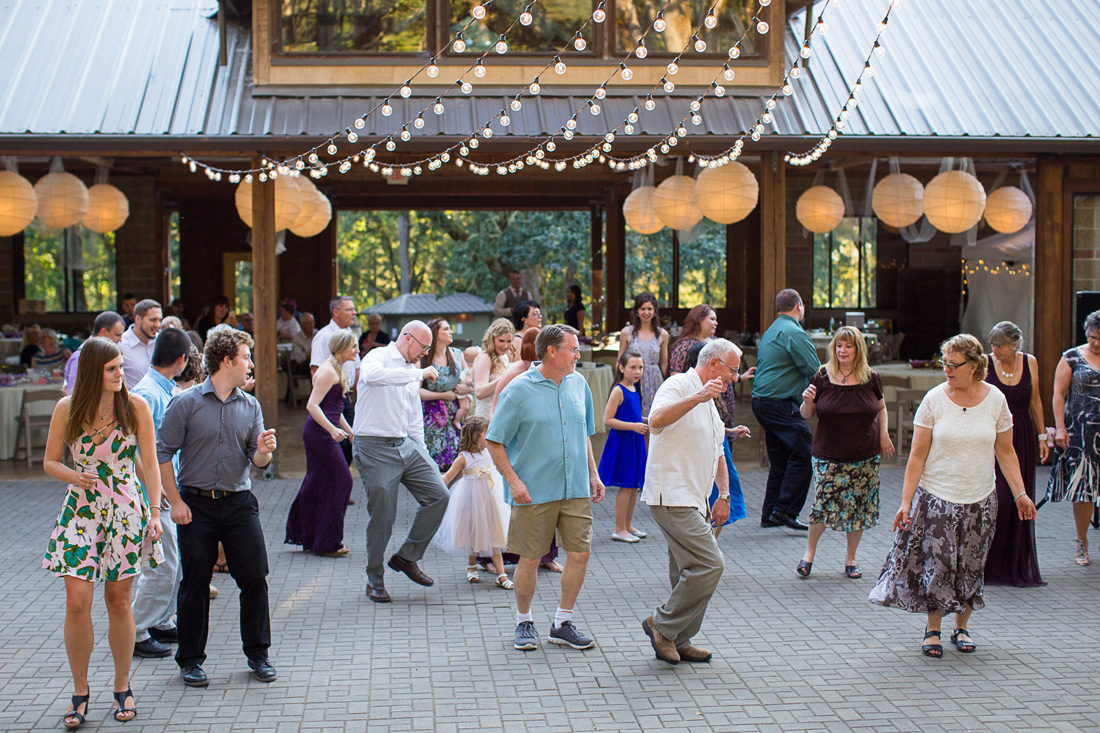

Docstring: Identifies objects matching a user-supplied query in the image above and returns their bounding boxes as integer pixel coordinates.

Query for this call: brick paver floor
[2,466,1098,732]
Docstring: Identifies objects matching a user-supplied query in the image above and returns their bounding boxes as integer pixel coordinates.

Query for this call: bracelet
[1013,492,1026,502]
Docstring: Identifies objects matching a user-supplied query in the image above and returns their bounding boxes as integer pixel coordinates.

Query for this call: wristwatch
[715,494,731,503]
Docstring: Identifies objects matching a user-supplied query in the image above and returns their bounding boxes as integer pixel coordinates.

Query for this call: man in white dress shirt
[120,298,163,388]
[353,319,449,603]
[641,338,740,665]
[313,296,361,465]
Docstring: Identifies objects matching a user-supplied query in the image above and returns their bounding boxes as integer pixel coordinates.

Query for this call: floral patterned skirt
[868,486,996,616]
[43,483,162,582]
[808,456,880,532]
[423,398,460,470]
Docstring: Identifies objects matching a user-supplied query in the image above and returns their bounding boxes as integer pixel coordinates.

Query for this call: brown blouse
[809,368,884,463]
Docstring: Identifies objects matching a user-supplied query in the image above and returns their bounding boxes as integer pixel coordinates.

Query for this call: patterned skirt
[808,456,881,532]
[868,487,996,616]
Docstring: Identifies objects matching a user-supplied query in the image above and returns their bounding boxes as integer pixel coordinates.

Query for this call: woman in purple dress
[286,329,357,556]
[983,322,1049,587]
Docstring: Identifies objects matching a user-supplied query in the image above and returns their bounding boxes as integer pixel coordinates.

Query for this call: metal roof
[1,0,1098,147]
[363,293,495,316]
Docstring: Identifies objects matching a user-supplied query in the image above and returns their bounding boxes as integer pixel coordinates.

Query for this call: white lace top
[913,383,1013,504]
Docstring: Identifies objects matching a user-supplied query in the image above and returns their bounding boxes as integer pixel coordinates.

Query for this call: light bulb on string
[799,45,811,59]
[400,83,412,98]
[728,46,741,59]
[620,63,633,81]
[482,126,493,138]
[723,64,735,81]
[426,59,439,77]
[589,101,601,115]
[434,101,445,115]
[566,117,577,130]
[761,111,773,123]
[381,100,393,115]
[635,40,648,59]
[667,60,679,75]
[757,20,769,34]
[766,98,777,109]
[520,5,533,25]
[750,130,761,141]
[691,114,702,125]
[546,141,556,151]
[816,18,826,34]
[874,41,885,57]
[554,57,567,74]
[475,59,487,77]
[413,114,425,129]
[790,66,801,80]
[510,98,522,111]
[877,19,888,35]
[308,152,319,163]
[704,9,717,28]
[676,126,687,137]
[595,84,607,99]
[693,35,707,52]
[461,81,472,94]
[653,12,666,32]
[625,123,635,134]
[690,99,701,111]
[593,2,606,22]
[660,143,670,153]
[495,36,508,54]
[760,0,771,4]
[782,83,793,95]
[354,117,366,129]
[644,95,655,111]
[563,129,574,140]
[627,110,639,123]
[573,33,586,51]
[347,130,358,143]
[327,143,338,155]
[713,84,726,97]
[244,173,253,183]
[500,114,511,126]
[453,35,466,53]
[853,81,863,95]
[258,171,267,181]
[459,145,469,156]
[440,151,450,162]
[529,78,541,94]
[471,4,486,19]
[864,63,874,78]
[386,139,397,151]
[663,78,675,93]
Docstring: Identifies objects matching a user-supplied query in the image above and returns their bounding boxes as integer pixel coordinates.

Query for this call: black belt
[182,487,241,500]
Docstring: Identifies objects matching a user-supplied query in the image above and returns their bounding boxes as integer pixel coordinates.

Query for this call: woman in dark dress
[984,321,1049,586]
[194,296,235,342]
[286,329,357,556]
[564,285,586,336]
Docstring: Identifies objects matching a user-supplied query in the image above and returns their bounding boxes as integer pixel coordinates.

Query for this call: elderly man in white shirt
[353,319,449,604]
[641,338,740,665]
[120,298,163,388]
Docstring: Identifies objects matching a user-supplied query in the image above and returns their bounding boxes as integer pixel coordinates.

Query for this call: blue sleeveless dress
[597,384,647,489]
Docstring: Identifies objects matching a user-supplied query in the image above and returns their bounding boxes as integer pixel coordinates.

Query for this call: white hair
[698,338,740,365]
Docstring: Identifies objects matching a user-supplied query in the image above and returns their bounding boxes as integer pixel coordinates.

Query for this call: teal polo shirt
[486,364,595,506]
[751,314,821,401]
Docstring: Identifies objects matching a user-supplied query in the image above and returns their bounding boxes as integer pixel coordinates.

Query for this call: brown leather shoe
[366,586,391,603]
[676,645,713,663]
[642,616,679,665]
[387,554,434,586]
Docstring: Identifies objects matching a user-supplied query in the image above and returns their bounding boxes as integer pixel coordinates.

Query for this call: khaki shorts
[508,498,593,558]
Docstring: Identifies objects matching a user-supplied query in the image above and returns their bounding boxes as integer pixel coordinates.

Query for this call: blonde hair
[481,318,515,376]
[827,326,872,384]
[326,329,357,395]
[941,333,988,379]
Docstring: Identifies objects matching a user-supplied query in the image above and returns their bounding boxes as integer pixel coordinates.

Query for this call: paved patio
[1,464,1098,732]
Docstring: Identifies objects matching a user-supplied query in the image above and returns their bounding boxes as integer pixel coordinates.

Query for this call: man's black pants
[751,397,813,522]
[175,489,270,668]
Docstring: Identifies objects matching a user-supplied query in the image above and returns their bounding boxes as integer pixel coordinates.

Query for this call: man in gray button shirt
[158,328,278,688]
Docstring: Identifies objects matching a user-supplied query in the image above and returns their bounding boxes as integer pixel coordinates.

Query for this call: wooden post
[605,187,625,333]
[1034,157,1069,427]
[590,203,604,333]
[251,158,279,476]
[760,151,787,332]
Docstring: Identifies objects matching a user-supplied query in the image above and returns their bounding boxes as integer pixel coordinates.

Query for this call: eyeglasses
[938,358,967,371]
[407,333,431,355]
[716,358,739,375]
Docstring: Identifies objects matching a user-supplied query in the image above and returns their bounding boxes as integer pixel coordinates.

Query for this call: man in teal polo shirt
[751,289,821,530]
[487,324,605,652]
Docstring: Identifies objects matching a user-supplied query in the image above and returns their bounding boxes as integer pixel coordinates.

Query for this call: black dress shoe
[180,665,208,687]
[760,517,783,528]
[248,658,277,683]
[134,638,172,658]
[367,586,391,603]
[769,511,809,531]
[148,627,178,643]
[387,554,434,586]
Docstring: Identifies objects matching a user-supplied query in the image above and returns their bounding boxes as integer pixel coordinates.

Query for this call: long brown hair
[459,415,489,453]
[421,318,456,373]
[66,337,137,444]
[677,304,715,343]
[629,292,663,339]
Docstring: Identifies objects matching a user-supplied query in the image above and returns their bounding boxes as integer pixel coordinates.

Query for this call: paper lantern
[82,183,129,233]
[984,186,1032,234]
[235,176,303,231]
[796,185,844,234]
[0,170,38,236]
[34,171,88,229]
[653,175,703,231]
[289,177,322,233]
[923,170,986,234]
[291,194,332,238]
[622,186,665,235]
[693,163,759,224]
[872,173,924,228]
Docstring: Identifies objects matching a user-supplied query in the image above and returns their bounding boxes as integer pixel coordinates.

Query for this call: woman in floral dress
[618,292,668,417]
[42,337,164,727]
[420,318,470,471]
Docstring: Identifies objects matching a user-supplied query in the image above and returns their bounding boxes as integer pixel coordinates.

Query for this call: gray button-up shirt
[157,378,265,493]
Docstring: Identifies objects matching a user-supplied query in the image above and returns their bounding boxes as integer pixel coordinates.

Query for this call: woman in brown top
[797,327,893,579]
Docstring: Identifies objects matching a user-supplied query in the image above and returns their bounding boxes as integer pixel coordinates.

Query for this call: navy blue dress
[598,384,647,489]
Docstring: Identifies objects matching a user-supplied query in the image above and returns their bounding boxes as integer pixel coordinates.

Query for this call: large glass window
[624,229,674,309]
[450,0,594,54]
[812,217,877,308]
[23,223,116,313]
[614,0,758,56]
[279,0,429,54]
[678,219,727,308]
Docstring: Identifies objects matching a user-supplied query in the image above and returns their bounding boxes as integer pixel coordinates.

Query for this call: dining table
[0,381,63,460]
[874,362,948,393]
[0,338,23,360]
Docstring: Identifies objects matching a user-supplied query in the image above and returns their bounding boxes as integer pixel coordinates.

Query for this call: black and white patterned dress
[1044,347,1100,505]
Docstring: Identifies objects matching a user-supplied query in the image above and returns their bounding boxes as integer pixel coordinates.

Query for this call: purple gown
[984,356,1046,587]
[286,384,353,554]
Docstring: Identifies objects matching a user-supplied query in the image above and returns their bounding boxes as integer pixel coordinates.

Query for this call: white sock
[516,610,534,624]
[553,607,573,629]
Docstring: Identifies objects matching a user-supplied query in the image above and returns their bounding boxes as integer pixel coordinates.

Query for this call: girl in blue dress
[599,352,649,543]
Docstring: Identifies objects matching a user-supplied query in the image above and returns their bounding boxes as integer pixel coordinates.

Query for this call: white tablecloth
[874,363,947,393]
[0,338,23,359]
[0,383,62,460]
[576,363,614,435]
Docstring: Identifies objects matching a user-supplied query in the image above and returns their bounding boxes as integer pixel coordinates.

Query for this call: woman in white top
[868,334,1036,658]
[472,318,515,419]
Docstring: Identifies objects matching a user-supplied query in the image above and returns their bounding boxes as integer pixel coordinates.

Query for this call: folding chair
[12,388,63,467]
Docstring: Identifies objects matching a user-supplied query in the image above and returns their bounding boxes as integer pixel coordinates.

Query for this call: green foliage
[624,219,728,312]
[812,217,878,309]
[280,0,427,53]
[23,222,116,313]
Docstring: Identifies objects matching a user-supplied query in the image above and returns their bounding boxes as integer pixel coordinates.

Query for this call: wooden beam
[605,187,625,334]
[1034,157,1067,427]
[251,157,279,476]
[590,203,603,333]
[759,151,786,332]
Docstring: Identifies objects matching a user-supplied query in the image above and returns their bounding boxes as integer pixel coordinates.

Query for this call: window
[23,222,116,313]
[624,222,727,311]
[624,229,674,309]
[167,211,181,302]
[677,218,727,308]
[279,0,429,54]
[614,0,759,56]
[813,217,877,308]
[450,0,594,54]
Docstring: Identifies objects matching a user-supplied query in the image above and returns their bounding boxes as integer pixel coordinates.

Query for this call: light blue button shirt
[486,364,595,506]
[131,368,176,427]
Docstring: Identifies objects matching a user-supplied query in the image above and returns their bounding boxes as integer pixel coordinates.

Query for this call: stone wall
[113,176,163,304]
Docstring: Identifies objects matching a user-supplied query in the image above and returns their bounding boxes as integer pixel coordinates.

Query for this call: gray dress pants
[353,435,449,589]
[650,505,726,648]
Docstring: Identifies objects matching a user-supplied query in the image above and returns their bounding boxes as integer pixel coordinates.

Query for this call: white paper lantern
[796,185,844,233]
[872,173,924,228]
[35,171,88,229]
[291,194,332,238]
[0,170,38,236]
[653,175,703,231]
[235,177,303,231]
[923,170,986,234]
[289,177,322,233]
[984,186,1032,234]
[622,186,665,235]
[82,183,130,233]
[693,163,759,224]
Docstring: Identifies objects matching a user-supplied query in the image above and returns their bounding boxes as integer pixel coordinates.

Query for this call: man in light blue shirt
[488,324,605,653]
[129,328,192,659]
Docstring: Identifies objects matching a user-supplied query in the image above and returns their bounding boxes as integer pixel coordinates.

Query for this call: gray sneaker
[548,621,595,649]
[514,621,538,651]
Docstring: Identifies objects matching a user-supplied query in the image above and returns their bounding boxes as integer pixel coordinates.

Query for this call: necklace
[998,353,1016,380]
[835,367,855,384]
[955,387,979,413]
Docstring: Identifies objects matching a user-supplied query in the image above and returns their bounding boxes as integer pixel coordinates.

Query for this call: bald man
[352,320,450,603]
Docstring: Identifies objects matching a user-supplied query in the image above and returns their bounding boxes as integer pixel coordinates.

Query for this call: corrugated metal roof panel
[363,293,495,316]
